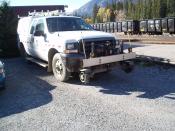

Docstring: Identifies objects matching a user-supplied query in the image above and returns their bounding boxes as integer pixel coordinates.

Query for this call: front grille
[79,39,117,58]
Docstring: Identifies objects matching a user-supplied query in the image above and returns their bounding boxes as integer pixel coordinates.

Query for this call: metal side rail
[26,57,48,68]
[83,52,136,68]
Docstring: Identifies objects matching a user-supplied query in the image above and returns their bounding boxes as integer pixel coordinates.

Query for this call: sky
[5,0,90,12]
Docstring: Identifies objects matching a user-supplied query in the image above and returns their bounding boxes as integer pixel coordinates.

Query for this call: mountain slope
[74,0,118,16]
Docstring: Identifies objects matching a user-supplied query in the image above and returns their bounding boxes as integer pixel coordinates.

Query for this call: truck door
[33,19,48,61]
[28,20,37,56]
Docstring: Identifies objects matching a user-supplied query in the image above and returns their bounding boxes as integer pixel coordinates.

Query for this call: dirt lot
[124,42,175,65]
[0,58,175,131]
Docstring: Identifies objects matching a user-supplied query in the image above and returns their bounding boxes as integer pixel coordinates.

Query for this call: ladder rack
[28,10,66,17]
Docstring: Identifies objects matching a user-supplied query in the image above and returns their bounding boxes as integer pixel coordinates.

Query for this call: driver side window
[34,19,45,36]
[36,23,44,32]
[30,20,37,34]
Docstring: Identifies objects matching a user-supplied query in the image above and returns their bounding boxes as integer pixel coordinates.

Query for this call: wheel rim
[80,72,85,82]
[55,59,63,76]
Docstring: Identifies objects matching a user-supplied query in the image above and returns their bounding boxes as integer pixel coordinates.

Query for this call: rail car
[117,22,122,32]
[154,19,163,35]
[168,17,175,34]
[106,22,110,32]
[122,21,127,35]
[109,22,114,33]
[147,19,155,35]
[91,17,175,35]
[140,20,148,34]
[162,18,168,33]
[127,20,140,35]
[114,22,117,32]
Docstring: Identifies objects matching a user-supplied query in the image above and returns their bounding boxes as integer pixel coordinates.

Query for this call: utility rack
[18,10,66,18]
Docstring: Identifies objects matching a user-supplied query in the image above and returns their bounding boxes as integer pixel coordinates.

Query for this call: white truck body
[17,15,136,83]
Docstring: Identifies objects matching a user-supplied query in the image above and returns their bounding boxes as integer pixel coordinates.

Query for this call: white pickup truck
[17,15,136,83]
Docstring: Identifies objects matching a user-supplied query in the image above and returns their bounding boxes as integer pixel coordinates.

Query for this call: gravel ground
[0,58,175,131]
[133,44,175,63]
[124,42,175,64]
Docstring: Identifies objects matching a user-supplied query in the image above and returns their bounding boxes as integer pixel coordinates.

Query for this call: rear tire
[19,44,28,59]
[0,82,5,91]
[52,53,70,82]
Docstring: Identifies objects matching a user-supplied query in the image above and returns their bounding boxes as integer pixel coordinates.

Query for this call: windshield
[46,17,93,32]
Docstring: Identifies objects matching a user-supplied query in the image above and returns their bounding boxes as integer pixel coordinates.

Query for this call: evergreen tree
[92,3,98,23]
[127,0,132,19]
[0,1,19,57]
[167,0,175,16]
[143,0,148,19]
[116,2,123,11]
[160,0,167,18]
[91,0,174,22]
[155,0,161,18]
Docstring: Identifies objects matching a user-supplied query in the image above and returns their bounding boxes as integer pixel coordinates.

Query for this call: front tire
[52,53,70,82]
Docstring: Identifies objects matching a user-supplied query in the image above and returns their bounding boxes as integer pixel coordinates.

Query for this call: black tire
[121,61,134,73]
[19,44,28,59]
[52,53,70,82]
[0,83,6,91]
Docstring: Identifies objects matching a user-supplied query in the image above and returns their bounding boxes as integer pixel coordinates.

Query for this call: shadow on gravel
[69,64,175,100]
[95,65,175,100]
[0,58,55,118]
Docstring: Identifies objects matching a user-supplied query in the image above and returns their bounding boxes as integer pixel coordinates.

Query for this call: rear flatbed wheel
[52,53,70,82]
[79,72,90,84]
[121,61,134,73]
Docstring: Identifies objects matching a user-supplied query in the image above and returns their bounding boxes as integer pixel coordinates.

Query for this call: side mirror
[34,30,45,36]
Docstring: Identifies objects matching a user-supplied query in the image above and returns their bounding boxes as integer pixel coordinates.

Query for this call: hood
[57,30,115,41]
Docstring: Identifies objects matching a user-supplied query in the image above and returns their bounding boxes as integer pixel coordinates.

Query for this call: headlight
[67,43,76,50]
[64,42,78,54]
[66,42,78,50]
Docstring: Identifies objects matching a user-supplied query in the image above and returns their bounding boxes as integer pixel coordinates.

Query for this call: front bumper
[82,52,136,68]
[61,52,136,72]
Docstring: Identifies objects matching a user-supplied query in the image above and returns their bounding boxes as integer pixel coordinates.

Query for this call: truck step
[26,57,48,68]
